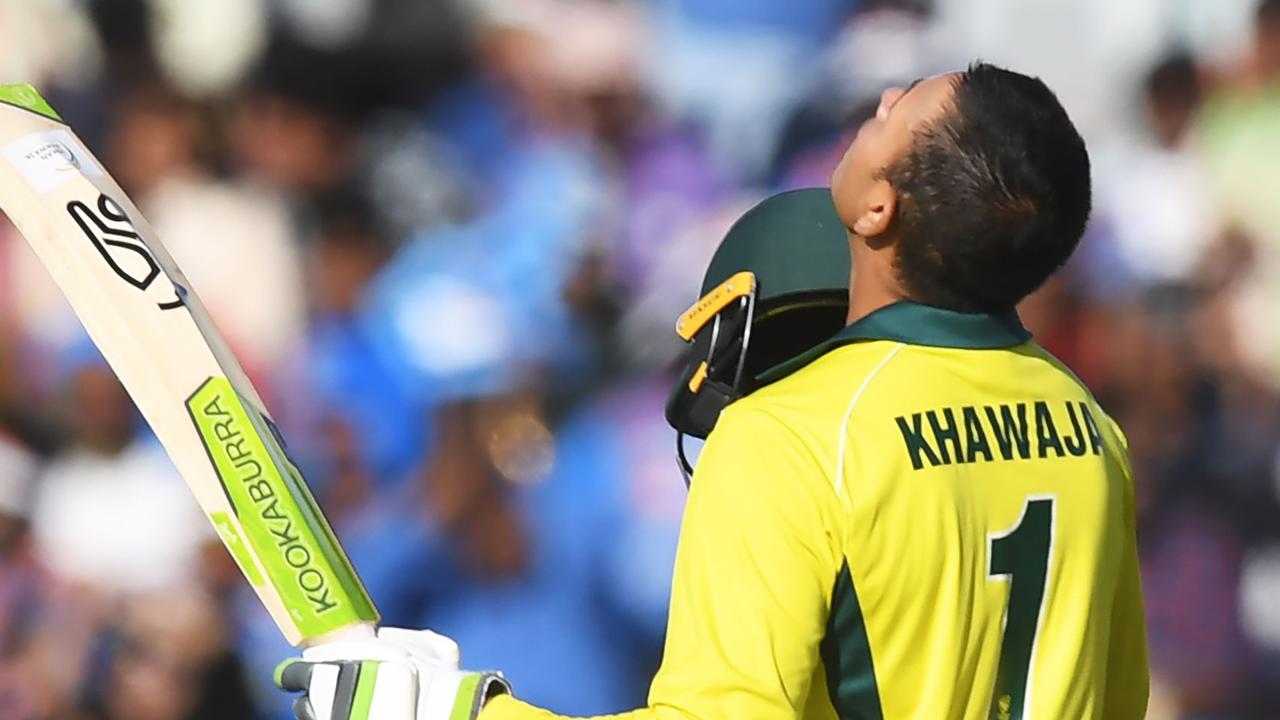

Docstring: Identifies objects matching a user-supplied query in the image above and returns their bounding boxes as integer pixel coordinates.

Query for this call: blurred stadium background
[0,0,1278,718]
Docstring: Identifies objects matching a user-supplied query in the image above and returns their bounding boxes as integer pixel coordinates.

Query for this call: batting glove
[275,627,510,720]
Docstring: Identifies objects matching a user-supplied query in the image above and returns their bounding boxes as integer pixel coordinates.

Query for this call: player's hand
[274,627,510,720]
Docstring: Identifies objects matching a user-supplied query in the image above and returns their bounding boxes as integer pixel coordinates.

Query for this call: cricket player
[276,63,1148,720]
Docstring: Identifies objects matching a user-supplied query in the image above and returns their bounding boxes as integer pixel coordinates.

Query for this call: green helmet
[666,188,851,476]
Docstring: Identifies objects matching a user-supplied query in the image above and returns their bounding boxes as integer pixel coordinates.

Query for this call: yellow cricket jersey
[483,301,1149,720]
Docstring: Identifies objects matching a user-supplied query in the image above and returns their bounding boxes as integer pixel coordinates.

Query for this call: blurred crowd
[0,0,1278,718]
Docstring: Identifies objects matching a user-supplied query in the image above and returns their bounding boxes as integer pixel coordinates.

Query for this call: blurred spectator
[931,0,1182,146]
[149,0,268,99]
[293,188,423,502]
[23,346,253,720]
[89,591,255,720]
[231,40,365,196]
[647,0,860,180]
[0,433,50,719]
[29,348,208,596]
[106,77,306,375]
[322,386,678,716]
[543,0,730,377]
[1099,52,1217,287]
[0,0,99,93]
[18,343,259,717]
[1198,0,1280,385]
[1110,294,1255,715]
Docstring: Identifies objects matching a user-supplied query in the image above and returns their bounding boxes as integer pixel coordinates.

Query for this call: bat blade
[0,84,378,646]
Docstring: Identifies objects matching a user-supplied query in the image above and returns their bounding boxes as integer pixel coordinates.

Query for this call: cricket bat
[0,84,378,646]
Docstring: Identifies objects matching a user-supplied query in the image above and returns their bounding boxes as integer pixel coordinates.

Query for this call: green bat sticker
[0,84,62,121]
[187,377,377,640]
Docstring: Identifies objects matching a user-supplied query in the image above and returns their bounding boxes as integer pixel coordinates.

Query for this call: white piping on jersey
[834,343,906,498]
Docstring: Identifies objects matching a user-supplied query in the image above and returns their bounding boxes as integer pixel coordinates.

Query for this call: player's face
[831,73,960,236]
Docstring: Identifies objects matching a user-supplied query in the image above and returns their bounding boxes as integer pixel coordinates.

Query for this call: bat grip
[304,620,379,647]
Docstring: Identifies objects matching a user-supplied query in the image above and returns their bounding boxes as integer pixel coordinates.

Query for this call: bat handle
[305,620,379,647]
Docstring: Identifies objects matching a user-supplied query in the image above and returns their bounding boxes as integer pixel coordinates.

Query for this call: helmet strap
[674,290,757,487]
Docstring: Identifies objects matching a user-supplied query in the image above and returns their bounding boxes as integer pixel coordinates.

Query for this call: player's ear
[852,179,896,241]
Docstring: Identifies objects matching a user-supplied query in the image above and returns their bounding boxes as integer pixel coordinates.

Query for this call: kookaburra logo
[66,194,182,310]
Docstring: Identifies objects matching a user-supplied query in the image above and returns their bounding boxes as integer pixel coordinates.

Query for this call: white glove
[274,627,510,720]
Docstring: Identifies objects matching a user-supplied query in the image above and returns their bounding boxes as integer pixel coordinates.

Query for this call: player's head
[831,62,1091,313]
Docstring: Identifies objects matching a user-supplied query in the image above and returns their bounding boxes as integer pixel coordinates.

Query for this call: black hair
[1145,51,1200,110]
[248,35,373,125]
[1260,0,1280,25]
[307,186,389,254]
[882,62,1091,313]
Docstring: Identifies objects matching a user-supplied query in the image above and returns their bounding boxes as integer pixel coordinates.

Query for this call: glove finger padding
[277,658,417,720]
[293,695,319,720]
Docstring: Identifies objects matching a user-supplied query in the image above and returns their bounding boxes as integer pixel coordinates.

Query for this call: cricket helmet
[666,188,851,479]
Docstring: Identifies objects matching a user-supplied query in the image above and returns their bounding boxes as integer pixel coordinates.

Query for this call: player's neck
[846,237,906,326]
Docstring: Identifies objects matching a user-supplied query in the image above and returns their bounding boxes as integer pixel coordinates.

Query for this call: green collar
[758,301,1030,383]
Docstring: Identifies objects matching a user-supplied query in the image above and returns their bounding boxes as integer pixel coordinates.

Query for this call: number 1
[987,497,1055,720]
